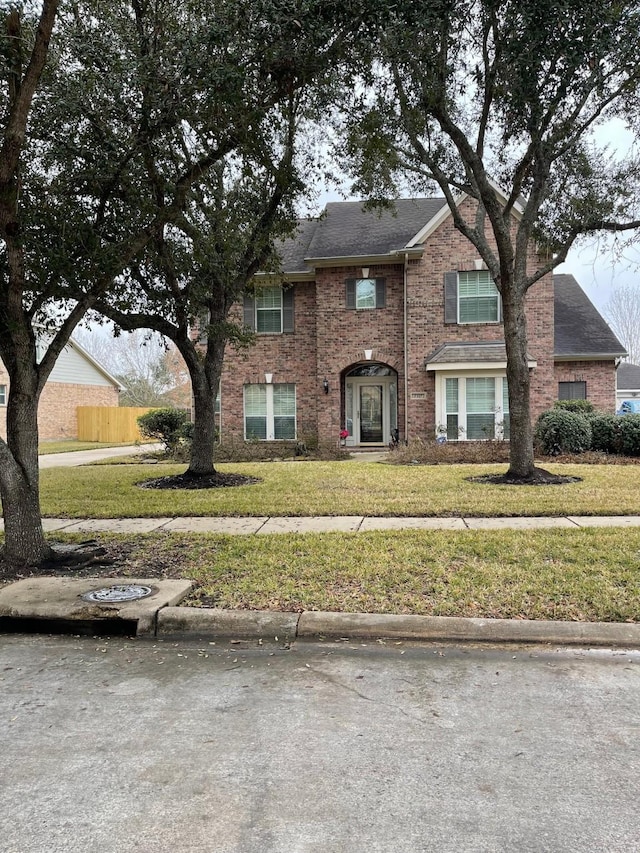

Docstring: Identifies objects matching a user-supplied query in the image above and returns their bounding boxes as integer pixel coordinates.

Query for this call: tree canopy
[0,0,388,564]
[343,0,640,479]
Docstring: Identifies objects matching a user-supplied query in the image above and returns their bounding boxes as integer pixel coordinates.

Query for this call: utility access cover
[81,584,155,603]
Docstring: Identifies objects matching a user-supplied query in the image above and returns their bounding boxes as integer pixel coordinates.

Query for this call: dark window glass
[558,381,587,400]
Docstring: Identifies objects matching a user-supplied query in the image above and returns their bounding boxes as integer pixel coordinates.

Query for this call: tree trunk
[185,333,226,477]
[188,369,218,476]
[502,284,537,480]
[0,389,54,565]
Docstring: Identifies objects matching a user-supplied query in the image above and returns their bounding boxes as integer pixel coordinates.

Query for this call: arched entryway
[343,363,398,447]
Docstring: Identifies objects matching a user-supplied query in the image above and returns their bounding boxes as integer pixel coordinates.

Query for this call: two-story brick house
[217,197,625,448]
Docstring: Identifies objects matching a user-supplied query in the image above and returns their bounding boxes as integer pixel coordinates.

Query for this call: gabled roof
[553,274,626,360]
[617,362,640,390]
[278,205,624,365]
[74,339,124,388]
[304,198,447,261]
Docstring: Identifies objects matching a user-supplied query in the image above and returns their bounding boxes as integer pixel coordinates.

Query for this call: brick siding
[207,201,615,445]
[553,361,618,412]
[0,368,119,441]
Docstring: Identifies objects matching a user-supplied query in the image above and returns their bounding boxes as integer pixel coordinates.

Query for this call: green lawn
[39,460,640,518]
[51,527,640,622]
[27,459,640,622]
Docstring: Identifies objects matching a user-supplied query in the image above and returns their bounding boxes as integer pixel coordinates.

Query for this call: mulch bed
[137,471,260,490]
[468,467,582,486]
[0,538,184,585]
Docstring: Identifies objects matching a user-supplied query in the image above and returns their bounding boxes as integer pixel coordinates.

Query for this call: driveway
[1,634,639,852]
[38,444,160,468]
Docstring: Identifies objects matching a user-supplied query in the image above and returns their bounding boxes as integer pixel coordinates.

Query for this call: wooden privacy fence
[77,406,154,443]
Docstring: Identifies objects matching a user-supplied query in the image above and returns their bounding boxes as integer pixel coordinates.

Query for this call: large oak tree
[87,4,388,480]
[0,0,385,565]
[92,94,316,478]
[345,0,640,480]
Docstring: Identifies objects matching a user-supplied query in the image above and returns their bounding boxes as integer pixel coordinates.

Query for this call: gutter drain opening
[0,617,139,637]
[81,584,155,603]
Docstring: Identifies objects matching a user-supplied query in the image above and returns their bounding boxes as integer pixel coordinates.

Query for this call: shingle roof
[426,341,508,364]
[305,198,447,259]
[617,362,640,389]
[425,341,536,367]
[279,219,319,274]
[280,209,624,363]
[553,274,626,358]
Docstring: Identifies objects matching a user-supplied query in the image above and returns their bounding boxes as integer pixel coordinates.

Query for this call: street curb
[156,606,640,648]
[157,606,299,641]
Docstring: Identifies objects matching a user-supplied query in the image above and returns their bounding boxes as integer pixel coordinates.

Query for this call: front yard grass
[8,460,640,622]
[39,460,640,518]
[47,527,640,622]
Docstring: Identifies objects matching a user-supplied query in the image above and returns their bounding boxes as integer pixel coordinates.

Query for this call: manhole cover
[81,584,155,603]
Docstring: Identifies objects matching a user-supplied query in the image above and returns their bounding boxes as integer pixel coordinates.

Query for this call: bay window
[440,375,509,440]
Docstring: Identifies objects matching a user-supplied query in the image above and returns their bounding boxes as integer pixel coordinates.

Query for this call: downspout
[403,251,409,444]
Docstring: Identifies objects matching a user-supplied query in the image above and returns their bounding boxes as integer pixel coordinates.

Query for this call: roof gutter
[305,248,424,268]
[554,353,628,361]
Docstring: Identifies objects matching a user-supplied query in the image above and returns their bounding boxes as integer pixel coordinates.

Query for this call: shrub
[589,414,622,454]
[534,409,592,455]
[553,399,594,414]
[137,408,191,455]
[617,414,640,456]
[213,437,348,462]
[388,438,510,465]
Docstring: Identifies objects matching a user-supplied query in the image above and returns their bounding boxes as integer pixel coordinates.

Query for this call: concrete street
[1,634,639,852]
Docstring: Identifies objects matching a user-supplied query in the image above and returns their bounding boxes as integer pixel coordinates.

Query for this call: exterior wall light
[323,378,329,394]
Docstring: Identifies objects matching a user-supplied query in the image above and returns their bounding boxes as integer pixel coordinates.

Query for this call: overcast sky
[555,118,639,312]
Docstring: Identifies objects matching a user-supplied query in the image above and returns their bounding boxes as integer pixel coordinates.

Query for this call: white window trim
[255,286,283,334]
[355,278,377,310]
[436,371,508,441]
[457,271,501,325]
[244,383,296,441]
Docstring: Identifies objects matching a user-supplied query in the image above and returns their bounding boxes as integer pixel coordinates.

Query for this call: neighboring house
[616,362,640,409]
[213,196,625,447]
[0,337,122,441]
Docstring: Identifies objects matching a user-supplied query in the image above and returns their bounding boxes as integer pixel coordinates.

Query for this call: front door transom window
[344,364,397,446]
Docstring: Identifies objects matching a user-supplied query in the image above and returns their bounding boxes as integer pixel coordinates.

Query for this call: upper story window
[356,278,375,309]
[256,286,283,333]
[346,278,386,310]
[444,270,501,325]
[243,286,294,334]
[0,384,6,406]
[458,271,500,323]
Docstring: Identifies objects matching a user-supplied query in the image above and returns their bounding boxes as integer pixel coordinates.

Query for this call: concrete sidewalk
[3,513,638,535]
[38,443,160,468]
